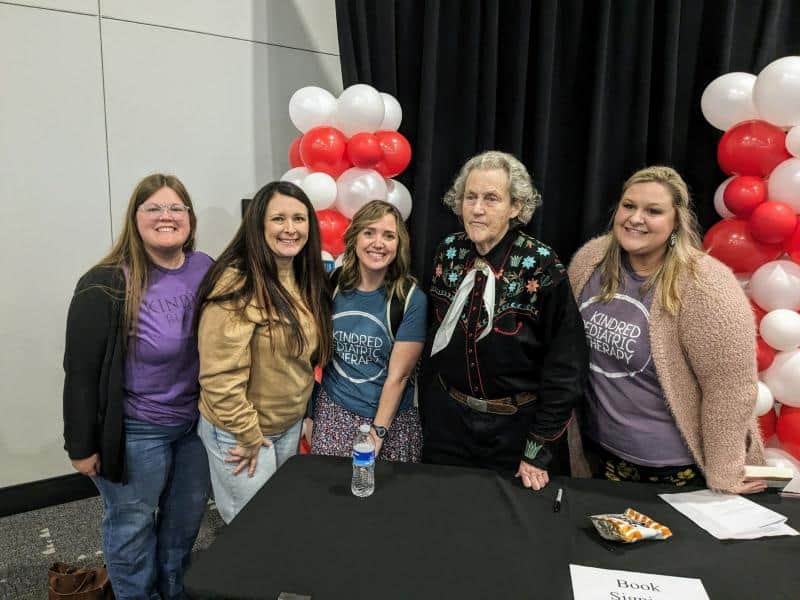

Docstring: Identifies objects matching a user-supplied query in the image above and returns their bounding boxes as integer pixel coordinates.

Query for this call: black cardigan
[62,266,127,482]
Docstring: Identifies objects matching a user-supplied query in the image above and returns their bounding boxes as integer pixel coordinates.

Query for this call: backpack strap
[330,267,341,300]
[387,281,416,340]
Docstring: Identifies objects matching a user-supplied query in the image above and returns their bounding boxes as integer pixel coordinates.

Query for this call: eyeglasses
[139,203,191,217]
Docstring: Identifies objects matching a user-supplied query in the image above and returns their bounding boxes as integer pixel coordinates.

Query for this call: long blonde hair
[597,166,702,315]
[337,200,416,301]
[96,173,196,342]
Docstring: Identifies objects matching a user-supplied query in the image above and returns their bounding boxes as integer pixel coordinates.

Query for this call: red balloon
[373,131,412,178]
[346,133,384,168]
[785,221,800,264]
[751,301,767,328]
[758,408,777,443]
[327,156,353,179]
[299,127,347,177]
[756,336,776,371]
[288,135,303,168]
[316,209,350,256]
[703,218,783,272]
[722,175,766,217]
[717,119,790,177]
[776,405,800,461]
[748,201,798,244]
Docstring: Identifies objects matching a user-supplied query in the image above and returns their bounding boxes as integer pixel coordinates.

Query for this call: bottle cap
[359,423,371,434]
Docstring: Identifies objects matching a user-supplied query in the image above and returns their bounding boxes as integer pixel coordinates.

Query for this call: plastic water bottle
[351,423,375,497]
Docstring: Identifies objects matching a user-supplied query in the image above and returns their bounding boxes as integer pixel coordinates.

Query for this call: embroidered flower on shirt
[526,279,540,293]
[509,255,522,267]
[522,256,535,269]
[445,235,455,244]
[447,271,459,283]
[435,264,443,278]
[507,281,519,294]
[537,247,551,257]
[446,247,457,259]
[458,248,470,259]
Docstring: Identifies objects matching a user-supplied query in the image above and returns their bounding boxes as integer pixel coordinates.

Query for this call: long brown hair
[196,181,332,365]
[336,200,416,301]
[598,166,702,315]
[96,173,196,343]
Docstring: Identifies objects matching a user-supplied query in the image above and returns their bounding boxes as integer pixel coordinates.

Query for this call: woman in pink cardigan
[568,166,765,493]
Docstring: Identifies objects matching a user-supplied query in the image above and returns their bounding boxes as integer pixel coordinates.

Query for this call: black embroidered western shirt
[428,228,588,469]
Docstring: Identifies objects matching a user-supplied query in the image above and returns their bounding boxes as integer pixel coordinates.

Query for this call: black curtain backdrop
[336,0,800,285]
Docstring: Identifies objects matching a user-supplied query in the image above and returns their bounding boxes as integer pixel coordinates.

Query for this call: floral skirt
[583,437,705,487]
[310,389,422,462]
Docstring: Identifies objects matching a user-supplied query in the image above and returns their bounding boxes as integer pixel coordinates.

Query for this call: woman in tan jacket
[568,166,765,493]
[195,181,332,523]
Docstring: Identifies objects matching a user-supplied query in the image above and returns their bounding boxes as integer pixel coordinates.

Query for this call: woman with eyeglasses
[63,173,213,599]
[195,181,332,523]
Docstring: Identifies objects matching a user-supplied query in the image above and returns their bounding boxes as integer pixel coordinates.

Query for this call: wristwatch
[372,424,388,439]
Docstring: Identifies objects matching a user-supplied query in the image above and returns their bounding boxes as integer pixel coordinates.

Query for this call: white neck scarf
[431,258,495,356]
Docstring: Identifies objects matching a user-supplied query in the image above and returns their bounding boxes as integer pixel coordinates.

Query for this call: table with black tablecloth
[185,455,800,599]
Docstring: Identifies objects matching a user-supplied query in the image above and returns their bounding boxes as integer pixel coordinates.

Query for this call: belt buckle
[464,395,488,413]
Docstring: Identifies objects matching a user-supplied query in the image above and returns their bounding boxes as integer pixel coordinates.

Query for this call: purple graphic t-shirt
[578,262,693,467]
[123,251,213,426]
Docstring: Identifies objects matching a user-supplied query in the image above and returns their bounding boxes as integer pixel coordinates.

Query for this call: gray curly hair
[442,150,542,227]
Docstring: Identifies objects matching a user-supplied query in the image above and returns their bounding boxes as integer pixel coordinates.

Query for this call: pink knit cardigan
[567,236,765,491]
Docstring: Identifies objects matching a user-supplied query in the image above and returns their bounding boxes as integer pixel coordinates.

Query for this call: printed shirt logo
[332,310,389,384]
[579,293,652,379]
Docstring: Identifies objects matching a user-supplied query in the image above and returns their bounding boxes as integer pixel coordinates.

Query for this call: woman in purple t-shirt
[63,173,212,599]
[567,166,766,494]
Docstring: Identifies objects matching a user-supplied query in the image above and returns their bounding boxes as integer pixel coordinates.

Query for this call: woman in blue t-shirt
[310,200,427,461]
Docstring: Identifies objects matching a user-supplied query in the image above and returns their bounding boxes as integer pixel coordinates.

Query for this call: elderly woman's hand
[515,461,549,490]
[731,479,768,494]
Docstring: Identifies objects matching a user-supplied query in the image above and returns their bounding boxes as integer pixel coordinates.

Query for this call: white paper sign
[570,564,709,600]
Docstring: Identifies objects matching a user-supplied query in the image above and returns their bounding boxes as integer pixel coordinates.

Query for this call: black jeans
[420,373,569,475]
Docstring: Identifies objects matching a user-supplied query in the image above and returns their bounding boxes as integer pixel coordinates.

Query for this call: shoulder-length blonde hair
[597,165,702,315]
[337,200,416,301]
[442,150,542,227]
[96,173,197,343]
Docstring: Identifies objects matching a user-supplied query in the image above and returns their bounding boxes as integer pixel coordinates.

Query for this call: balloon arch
[280,84,412,270]
[700,56,800,474]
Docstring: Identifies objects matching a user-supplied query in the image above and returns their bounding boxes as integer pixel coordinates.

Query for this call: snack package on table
[589,508,673,543]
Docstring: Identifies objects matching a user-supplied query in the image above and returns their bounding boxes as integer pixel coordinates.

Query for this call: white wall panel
[2,0,98,15]
[102,18,342,258]
[100,0,339,54]
[0,5,110,487]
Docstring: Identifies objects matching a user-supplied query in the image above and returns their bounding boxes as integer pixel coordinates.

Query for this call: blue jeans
[198,415,302,523]
[92,417,210,600]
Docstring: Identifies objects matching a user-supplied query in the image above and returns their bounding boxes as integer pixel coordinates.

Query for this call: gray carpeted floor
[0,496,223,599]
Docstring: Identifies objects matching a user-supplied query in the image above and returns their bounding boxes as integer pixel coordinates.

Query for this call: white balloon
[755,381,775,417]
[379,93,403,131]
[700,72,759,131]
[761,349,800,406]
[760,309,800,351]
[281,166,311,186]
[753,56,800,128]
[749,260,800,311]
[787,126,800,158]
[301,172,337,211]
[764,447,800,476]
[385,179,412,220]
[289,86,337,133]
[713,176,736,218]
[767,158,800,213]
[335,167,388,219]
[336,84,385,137]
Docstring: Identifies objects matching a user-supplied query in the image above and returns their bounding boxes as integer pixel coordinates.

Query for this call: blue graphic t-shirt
[321,285,427,418]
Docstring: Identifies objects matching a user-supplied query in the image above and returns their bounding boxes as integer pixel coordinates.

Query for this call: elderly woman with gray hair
[421,150,587,490]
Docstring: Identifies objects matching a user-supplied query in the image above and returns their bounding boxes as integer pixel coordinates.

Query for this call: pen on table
[553,487,563,512]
